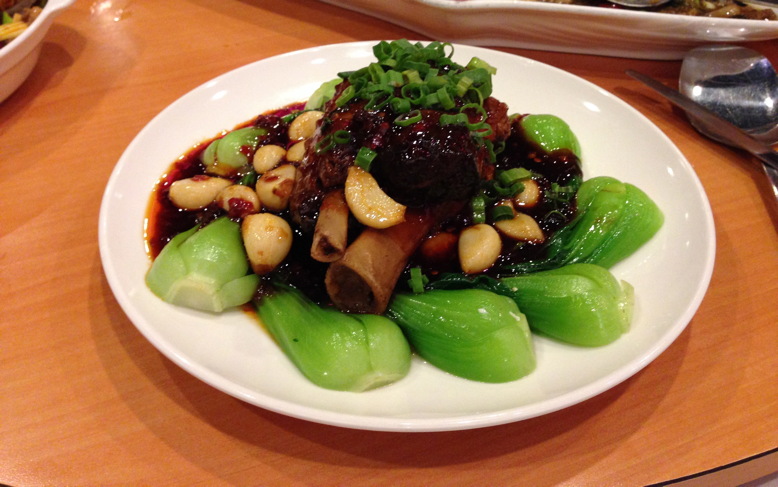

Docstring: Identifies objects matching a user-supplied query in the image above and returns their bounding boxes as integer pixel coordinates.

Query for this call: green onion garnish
[394,110,422,127]
[315,134,334,154]
[336,85,356,108]
[281,111,301,124]
[499,168,533,185]
[407,267,429,294]
[490,205,514,222]
[436,87,455,110]
[387,69,404,87]
[238,170,258,186]
[333,130,351,144]
[390,97,412,114]
[466,57,497,75]
[331,40,496,124]
[440,112,468,126]
[355,147,377,171]
[471,195,487,224]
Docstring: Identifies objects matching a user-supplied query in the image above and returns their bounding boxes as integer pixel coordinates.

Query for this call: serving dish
[320,0,778,60]
[0,0,75,102]
[99,41,716,432]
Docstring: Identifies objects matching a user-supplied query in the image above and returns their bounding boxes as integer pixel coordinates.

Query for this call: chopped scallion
[333,130,351,144]
[238,170,258,186]
[436,87,455,110]
[336,85,356,107]
[407,267,429,294]
[355,147,377,172]
[315,134,334,154]
[390,97,412,114]
[490,205,515,222]
[281,111,301,124]
[394,110,422,127]
[403,69,423,85]
[330,39,497,123]
[499,168,533,185]
[440,113,468,126]
[471,195,487,224]
[466,57,498,75]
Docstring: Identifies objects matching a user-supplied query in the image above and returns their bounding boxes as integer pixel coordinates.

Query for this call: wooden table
[2,1,776,485]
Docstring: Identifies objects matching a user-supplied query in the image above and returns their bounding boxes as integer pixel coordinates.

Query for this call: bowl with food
[321,0,778,59]
[0,0,75,102]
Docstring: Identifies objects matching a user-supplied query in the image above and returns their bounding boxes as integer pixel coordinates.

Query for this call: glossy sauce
[145,102,581,302]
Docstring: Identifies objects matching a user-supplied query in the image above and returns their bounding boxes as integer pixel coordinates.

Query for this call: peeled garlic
[288,110,324,141]
[255,164,298,211]
[514,179,541,208]
[168,176,232,210]
[344,166,406,229]
[458,224,502,274]
[253,144,287,174]
[285,141,307,162]
[216,184,261,217]
[241,213,293,275]
[494,213,545,243]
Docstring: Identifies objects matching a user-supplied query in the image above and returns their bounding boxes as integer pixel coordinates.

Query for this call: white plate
[99,41,715,432]
[321,0,778,60]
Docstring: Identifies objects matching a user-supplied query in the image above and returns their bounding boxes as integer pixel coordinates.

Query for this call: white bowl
[0,0,75,102]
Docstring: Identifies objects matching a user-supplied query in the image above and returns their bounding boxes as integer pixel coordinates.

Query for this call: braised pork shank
[289,79,510,313]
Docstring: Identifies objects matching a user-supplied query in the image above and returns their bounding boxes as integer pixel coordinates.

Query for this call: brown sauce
[145,102,582,303]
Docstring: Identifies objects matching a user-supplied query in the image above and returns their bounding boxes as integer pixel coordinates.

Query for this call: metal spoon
[679,45,778,201]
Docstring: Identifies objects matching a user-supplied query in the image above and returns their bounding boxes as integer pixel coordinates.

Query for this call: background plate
[99,41,715,432]
[321,0,778,59]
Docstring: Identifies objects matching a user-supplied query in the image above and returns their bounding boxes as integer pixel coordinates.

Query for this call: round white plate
[321,0,778,60]
[99,41,716,432]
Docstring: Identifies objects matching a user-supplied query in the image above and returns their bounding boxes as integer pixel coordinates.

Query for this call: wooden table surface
[2,1,777,485]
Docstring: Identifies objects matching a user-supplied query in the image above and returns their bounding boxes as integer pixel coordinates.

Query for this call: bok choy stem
[145,217,259,312]
[254,284,411,392]
[387,289,536,383]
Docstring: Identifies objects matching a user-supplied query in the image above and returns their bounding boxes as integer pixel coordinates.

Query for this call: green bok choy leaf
[501,264,633,346]
[387,289,536,383]
[305,78,342,110]
[518,114,582,158]
[201,127,268,176]
[255,284,411,392]
[145,217,259,313]
[431,263,633,347]
[503,176,663,274]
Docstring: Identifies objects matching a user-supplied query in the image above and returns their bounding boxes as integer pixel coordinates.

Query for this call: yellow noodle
[0,21,27,42]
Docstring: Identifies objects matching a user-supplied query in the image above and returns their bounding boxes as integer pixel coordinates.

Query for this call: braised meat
[372,110,485,207]
[289,82,510,232]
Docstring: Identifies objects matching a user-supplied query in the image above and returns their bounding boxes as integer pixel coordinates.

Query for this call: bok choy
[431,263,633,347]
[501,264,633,346]
[255,284,411,392]
[387,289,536,383]
[518,114,582,158]
[503,176,663,274]
[145,217,260,312]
